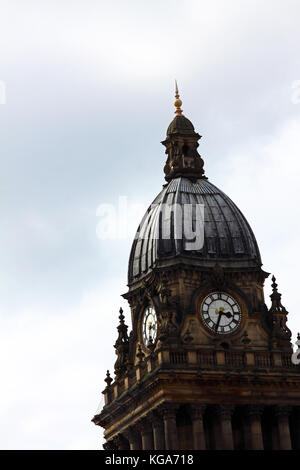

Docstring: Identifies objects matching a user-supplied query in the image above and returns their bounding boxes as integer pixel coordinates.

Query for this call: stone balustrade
[103,348,299,405]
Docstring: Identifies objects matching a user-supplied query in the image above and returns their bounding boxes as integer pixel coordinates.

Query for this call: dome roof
[128,177,261,285]
[167,115,196,136]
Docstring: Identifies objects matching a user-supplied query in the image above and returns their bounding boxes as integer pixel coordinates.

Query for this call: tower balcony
[101,347,300,407]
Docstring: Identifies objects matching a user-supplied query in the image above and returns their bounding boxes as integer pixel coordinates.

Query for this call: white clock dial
[201,292,241,335]
[142,306,157,346]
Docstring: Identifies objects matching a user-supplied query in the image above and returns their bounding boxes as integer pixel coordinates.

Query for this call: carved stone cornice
[96,364,300,439]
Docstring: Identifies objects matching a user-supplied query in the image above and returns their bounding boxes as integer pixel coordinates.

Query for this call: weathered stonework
[92,93,300,450]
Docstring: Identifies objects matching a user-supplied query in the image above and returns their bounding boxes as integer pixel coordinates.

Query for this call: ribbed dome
[128,177,261,284]
[167,115,196,135]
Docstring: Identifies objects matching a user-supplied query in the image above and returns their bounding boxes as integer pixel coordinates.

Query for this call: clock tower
[92,85,300,450]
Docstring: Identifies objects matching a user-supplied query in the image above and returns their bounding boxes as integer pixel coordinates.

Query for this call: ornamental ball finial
[174,79,183,116]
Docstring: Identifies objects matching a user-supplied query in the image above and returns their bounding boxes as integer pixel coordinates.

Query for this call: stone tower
[92,86,300,450]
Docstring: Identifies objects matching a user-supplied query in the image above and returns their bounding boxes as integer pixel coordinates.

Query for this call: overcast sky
[0,0,300,450]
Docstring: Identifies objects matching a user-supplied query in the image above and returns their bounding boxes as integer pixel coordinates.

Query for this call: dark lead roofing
[128,177,261,284]
[167,115,196,135]
[128,85,262,285]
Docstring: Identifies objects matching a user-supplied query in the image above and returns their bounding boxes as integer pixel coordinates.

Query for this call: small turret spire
[174,80,183,116]
[162,83,206,182]
[269,275,291,348]
[104,370,113,387]
[270,275,286,313]
[113,307,129,378]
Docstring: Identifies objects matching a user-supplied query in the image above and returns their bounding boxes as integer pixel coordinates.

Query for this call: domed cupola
[128,84,262,286]
[166,114,195,135]
[95,84,298,454]
[162,81,205,182]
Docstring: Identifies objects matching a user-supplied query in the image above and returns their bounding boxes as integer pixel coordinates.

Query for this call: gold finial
[174,79,183,116]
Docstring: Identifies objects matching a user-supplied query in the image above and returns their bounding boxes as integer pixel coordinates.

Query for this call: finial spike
[104,370,113,387]
[271,275,278,293]
[174,79,183,116]
[118,306,125,326]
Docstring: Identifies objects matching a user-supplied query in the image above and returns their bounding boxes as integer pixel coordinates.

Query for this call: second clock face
[142,306,158,346]
[201,292,241,335]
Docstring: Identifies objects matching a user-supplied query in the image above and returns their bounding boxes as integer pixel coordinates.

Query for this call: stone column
[216,405,234,450]
[246,405,264,450]
[124,426,142,450]
[150,411,165,450]
[162,403,179,450]
[191,405,206,450]
[114,434,129,450]
[275,406,292,450]
[137,418,154,450]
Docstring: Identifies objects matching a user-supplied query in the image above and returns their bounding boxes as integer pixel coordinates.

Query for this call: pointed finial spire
[270,275,288,315]
[104,370,113,387]
[118,307,125,324]
[271,275,278,293]
[174,80,183,116]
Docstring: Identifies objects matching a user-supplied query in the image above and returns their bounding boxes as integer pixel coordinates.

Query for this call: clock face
[201,292,241,335]
[142,306,157,346]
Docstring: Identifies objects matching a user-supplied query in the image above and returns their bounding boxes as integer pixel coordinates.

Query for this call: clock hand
[215,311,224,332]
[223,311,232,319]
